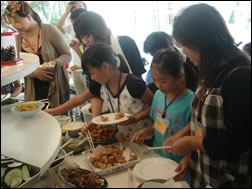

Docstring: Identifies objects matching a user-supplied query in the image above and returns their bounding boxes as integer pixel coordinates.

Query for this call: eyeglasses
[81,34,90,41]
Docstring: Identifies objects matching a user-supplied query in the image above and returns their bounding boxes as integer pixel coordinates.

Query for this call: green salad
[1,98,19,106]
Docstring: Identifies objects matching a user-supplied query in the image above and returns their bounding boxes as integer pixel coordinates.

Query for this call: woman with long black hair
[163,3,251,187]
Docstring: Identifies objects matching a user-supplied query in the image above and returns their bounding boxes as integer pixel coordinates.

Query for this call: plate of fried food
[91,112,130,125]
[83,143,139,176]
[89,125,117,146]
[39,61,56,69]
[68,65,83,72]
[58,165,108,188]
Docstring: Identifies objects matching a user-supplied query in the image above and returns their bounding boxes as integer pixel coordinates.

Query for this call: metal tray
[1,155,41,188]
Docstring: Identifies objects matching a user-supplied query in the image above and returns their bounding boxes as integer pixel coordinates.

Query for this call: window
[85,1,251,79]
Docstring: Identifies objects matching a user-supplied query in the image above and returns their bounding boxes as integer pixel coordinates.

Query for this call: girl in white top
[81,43,153,142]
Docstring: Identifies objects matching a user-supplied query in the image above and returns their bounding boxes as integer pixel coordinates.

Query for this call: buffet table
[1,111,62,175]
[1,52,40,86]
[33,143,189,188]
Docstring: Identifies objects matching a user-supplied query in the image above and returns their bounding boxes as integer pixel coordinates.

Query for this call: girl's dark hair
[173,3,241,87]
[151,48,184,78]
[144,32,174,56]
[70,8,86,21]
[73,11,111,45]
[243,42,251,57]
[6,1,42,27]
[82,43,129,73]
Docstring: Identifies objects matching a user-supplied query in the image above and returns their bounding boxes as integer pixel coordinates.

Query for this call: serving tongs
[1,93,11,102]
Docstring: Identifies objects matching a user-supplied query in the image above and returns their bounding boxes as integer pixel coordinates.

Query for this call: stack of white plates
[133,157,178,181]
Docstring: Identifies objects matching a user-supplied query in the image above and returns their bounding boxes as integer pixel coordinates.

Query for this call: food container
[1,97,20,112]
[1,32,22,66]
[83,143,140,176]
[62,136,89,155]
[1,155,41,188]
[81,103,92,122]
[62,122,83,138]
[11,102,44,118]
[49,149,66,173]
[58,165,108,188]
[89,125,118,147]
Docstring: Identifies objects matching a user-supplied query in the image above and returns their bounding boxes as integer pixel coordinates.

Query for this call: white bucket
[81,103,92,122]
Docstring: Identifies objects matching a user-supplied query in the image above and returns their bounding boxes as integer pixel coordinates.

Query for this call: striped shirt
[190,56,251,187]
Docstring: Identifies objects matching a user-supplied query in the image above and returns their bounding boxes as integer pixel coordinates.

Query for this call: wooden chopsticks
[52,151,74,163]
[60,138,73,150]
[45,102,50,110]
[83,122,95,152]
[148,146,172,150]
[48,168,63,188]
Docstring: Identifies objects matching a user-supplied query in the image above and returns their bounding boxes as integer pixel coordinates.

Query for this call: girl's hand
[44,108,60,116]
[119,116,137,126]
[75,1,85,9]
[162,134,180,153]
[173,155,190,181]
[130,128,149,144]
[81,122,97,136]
[65,4,74,14]
[69,40,80,51]
[34,70,55,81]
[170,136,194,155]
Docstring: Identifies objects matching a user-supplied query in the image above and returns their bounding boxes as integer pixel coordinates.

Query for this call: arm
[11,80,22,97]
[81,97,104,134]
[120,87,153,125]
[163,123,191,153]
[130,125,154,144]
[69,40,83,58]
[91,97,104,118]
[56,4,73,34]
[47,25,71,67]
[45,88,93,115]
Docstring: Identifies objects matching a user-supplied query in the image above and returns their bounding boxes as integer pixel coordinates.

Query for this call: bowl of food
[1,97,20,112]
[63,136,89,155]
[62,122,83,138]
[49,149,66,173]
[11,102,44,118]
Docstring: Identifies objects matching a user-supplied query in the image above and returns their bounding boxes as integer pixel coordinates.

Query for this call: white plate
[67,68,83,72]
[133,157,178,181]
[91,112,130,125]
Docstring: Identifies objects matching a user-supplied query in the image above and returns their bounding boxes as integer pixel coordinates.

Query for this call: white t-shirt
[63,24,81,66]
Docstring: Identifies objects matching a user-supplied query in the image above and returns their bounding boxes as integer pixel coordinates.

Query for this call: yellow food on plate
[100,115,108,122]
[16,103,39,112]
[70,65,82,71]
[41,62,54,67]
[114,112,124,120]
